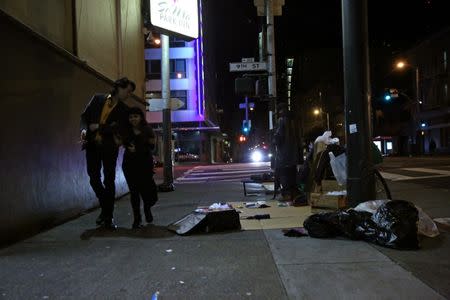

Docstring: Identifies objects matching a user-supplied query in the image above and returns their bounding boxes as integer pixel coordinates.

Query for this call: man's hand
[89,123,99,131]
[80,129,87,141]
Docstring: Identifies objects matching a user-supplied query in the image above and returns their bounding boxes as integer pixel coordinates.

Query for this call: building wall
[0,0,145,99]
[119,0,145,98]
[0,12,133,245]
[0,0,74,51]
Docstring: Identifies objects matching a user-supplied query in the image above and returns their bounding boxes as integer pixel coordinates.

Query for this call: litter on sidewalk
[244,201,271,208]
[355,200,440,238]
[433,217,450,232]
[168,206,241,235]
[282,227,308,237]
[304,200,420,250]
[245,214,271,220]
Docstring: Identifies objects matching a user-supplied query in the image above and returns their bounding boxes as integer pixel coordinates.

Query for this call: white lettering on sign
[150,0,199,39]
[229,62,267,72]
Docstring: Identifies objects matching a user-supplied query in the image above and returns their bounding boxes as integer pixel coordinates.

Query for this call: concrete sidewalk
[0,180,449,299]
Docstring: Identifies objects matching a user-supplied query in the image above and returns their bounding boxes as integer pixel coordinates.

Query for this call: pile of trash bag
[304,200,420,250]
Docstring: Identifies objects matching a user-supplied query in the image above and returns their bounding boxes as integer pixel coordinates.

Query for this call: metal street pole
[326,112,330,131]
[161,34,174,190]
[341,0,375,206]
[265,0,277,130]
[245,96,249,122]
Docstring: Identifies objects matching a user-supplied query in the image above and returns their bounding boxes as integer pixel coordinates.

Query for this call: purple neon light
[195,0,204,117]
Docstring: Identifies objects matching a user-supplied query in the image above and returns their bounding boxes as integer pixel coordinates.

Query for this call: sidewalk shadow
[80,224,175,240]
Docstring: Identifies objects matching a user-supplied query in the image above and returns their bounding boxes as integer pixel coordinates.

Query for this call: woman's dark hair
[123,107,153,143]
[128,107,147,126]
[111,77,136,95]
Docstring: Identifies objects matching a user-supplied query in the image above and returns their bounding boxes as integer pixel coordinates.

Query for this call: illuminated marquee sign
[150,0,199,39]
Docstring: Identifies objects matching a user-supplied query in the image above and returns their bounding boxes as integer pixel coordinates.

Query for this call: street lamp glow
[313,109,320,116]
[154,38,161,45]
[396,61,406,69]
[385,95,392,101]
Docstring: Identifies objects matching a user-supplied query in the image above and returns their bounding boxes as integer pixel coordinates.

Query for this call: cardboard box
[321,180,343,192]
[310,192,347,210]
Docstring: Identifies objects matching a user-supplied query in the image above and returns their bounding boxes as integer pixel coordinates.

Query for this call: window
[171,90,188,110]
[169,36,187,47]
[287,58,294,68]
[386,142,393,151]
[287,67,292,75]
[170,59,187,79]
[146,60,161,79]
[145,59,187,79]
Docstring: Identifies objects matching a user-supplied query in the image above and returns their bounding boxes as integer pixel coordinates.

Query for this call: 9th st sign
[229,62,267,72]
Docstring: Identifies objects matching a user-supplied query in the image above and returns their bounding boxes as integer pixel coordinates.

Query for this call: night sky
[205,0,450,138]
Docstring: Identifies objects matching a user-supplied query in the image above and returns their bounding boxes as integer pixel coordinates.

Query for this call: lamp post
[395,60,422,154]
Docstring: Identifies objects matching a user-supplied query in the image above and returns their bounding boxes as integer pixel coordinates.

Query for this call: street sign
[242,57,255,63]
[229,62,267,72]
[149,0,199,39]
[239,102,255,109]
[146,98,185,111]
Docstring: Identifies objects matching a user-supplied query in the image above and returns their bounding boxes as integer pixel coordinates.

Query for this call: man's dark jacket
[80,94,129,149]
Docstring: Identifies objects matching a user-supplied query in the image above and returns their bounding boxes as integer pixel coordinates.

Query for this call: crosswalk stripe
[175,163,271,184]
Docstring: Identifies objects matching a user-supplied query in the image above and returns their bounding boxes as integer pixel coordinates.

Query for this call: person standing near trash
[80,77,135,229]
[120,107,158,229]
[273,103,307,205]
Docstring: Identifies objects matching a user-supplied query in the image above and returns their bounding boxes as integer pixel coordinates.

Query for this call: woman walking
[121,107,158,228]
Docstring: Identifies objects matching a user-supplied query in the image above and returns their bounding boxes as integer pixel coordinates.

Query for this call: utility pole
[161,34,174,190]
[341,0,375,206]
[265,0,277,130]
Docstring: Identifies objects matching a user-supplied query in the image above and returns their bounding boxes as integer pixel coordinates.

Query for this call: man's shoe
[96,213,106,226]
[103,220,118,230]
[145,209,153,223]
[293,194,308,207]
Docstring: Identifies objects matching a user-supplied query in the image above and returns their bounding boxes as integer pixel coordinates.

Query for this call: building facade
[407,28,450,154]
[144,1,225,164]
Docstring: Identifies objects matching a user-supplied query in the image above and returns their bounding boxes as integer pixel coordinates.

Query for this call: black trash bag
[303,200,419,250]
[370,200,419,250]
[336,209,374,240]
[303,212,341,238]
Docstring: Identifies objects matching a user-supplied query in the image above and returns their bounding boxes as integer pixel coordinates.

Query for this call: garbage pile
[304,200,429,250]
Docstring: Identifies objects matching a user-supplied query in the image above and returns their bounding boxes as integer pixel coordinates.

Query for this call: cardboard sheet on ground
[230,201,312,230]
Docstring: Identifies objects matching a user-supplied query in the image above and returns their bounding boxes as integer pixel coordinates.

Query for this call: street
[0,157,449,299]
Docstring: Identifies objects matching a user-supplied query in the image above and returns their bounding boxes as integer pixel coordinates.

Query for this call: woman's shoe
[145,209,153,223]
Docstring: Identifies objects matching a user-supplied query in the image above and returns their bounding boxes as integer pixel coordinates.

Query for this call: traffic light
[384,88,399,101]
[242,120,251,135]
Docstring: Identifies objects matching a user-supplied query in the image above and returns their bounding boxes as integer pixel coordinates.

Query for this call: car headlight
[251,151,263,162]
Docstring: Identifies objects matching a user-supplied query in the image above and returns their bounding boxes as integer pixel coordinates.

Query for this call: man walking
[80,78,135,229]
